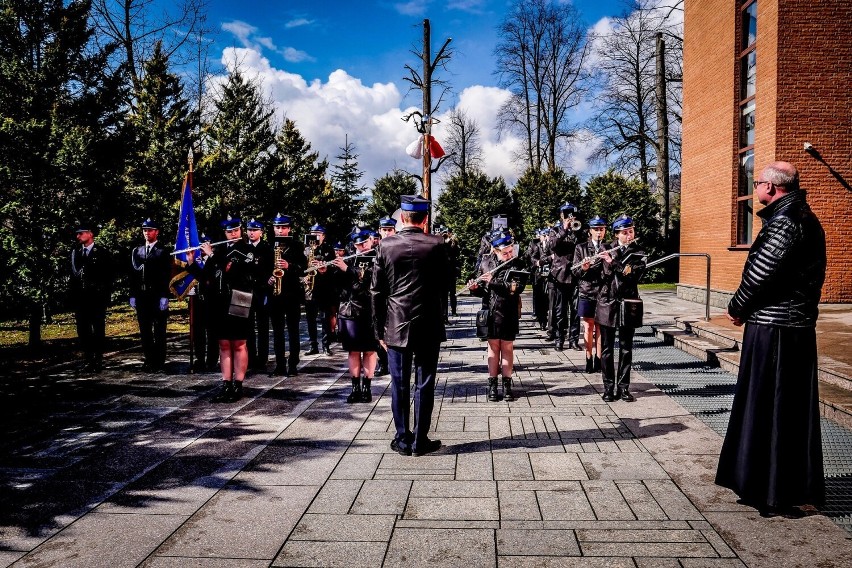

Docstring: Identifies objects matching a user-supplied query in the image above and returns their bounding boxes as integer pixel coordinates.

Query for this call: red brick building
[680,0,851,305]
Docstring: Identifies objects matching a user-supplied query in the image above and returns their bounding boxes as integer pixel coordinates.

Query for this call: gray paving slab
[496,528,581,556]
[578,452,670,480]
[272,540,388,568]
[350,479,411,515]
[288,513,396,542]
[307,479,363,514]
[384,527,495,567]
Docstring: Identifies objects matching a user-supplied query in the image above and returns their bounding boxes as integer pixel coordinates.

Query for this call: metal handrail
[645,253,711,321]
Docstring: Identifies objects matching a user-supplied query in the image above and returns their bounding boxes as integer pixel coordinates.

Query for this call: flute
[570,239,637,271]
[459,256,518,294]
[304,251,372,274]
[170,238,240,256]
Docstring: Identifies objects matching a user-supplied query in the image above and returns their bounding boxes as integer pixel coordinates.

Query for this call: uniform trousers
[135,294,167,368]
[533,276,549,326]
[270,297,301,368]
[75,297,108,365]
[599,324,635,391]
[305,300,331,350]
[549,281,580,342]
[387,342,440,454]
[247,296,270,367]
[190,296,218,369]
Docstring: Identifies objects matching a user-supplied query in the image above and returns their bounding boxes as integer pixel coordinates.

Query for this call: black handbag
[619,298,644,328]
[228,289,253,318]
[475,308,489,339]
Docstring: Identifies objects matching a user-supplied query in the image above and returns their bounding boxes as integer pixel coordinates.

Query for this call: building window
[736,0,756,245]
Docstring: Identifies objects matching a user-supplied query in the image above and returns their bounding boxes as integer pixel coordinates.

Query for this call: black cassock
[715,322,824,509]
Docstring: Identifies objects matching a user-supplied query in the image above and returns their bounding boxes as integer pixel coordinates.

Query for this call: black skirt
[339,316,378,352]
[210,297,252,341]
[715,323,824,508]
[578,298,597,318]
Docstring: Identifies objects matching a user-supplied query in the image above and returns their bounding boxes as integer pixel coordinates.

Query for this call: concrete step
[674,318,740,350]
[651,323,852,429]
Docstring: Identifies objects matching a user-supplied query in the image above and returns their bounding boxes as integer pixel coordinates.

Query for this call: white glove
[159,297,169,311]
[129,297,136,309]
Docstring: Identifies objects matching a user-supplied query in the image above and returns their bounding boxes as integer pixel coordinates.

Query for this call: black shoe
[545,333,555,341]
[305,347,319,356]
[601,391,616,402]
[212,381,234,403]
[413,439,442,457]
[288,362,299,376]
[618,389,635,402]
[487,377,500,402]
[502,377,514,402]
[390,439,411,456]
[585,357,594,373]
[360,377,372,403]
[554,340,564,351]
[323,347,332,355]
[374,363,387,377]
[231,381,244,401]
[270,366,287,377]
[593,355,601,372]
[571,341,583,351]
[346,377,361,404]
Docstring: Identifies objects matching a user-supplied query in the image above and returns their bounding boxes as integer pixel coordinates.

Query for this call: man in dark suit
[371,195,450,457]
[70,224,113,373]
[129,218,172,372]
[268,214,307,376]
[245,218,273,371]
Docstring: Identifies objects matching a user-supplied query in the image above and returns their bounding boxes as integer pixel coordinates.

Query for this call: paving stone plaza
[1,291,850,567]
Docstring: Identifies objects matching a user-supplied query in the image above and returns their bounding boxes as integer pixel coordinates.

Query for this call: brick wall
[680,0,851,303]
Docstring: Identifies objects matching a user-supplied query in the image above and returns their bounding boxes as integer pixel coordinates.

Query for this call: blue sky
[197,0,643,191]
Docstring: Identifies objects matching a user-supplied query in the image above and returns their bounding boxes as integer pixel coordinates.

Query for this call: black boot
[487,377,500,402]
[593,355,601,372]
[346,377,361,403]
[555,338,564,351]
[585,357,594,373]
[360,377,372,403]
[502,376,514,402]
[618,387,635,402]
[212,380,233,403]
[231,381,244,401]
[602,388,616,402]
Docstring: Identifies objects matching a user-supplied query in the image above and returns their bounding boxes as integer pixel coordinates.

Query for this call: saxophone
[272,242,285,296]
[303,241,317,302]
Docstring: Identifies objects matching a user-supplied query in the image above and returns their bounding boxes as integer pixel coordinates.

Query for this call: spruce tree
[363,170,418,230]
[196,69,275,227]
[0,0,127,346]
[327,136,366,237]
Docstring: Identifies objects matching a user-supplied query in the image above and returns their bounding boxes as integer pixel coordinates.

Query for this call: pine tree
[0,0,128,346]
[123,40,197,238]
[196,69,275,227]
[363,170,418,230]
[267,118,329,237]
[512,168,584,239]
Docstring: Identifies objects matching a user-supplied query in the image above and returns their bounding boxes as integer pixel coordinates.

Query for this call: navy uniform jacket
[370,227,450,348]
[70,244,113,303]
[130,242,172,299]
[594,240,646,328]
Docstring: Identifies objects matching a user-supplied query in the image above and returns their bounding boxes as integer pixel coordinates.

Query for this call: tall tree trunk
[655,32,671,245]
[28,305,42,349]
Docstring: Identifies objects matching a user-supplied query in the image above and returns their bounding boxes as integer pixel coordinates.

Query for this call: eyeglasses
[753,180,772,189]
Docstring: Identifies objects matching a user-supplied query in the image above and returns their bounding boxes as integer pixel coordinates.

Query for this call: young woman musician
[187,216,258,403]
[333,229,379,403]
[571,215,608,373]
[595,215,646,402]
[468,233,528,403]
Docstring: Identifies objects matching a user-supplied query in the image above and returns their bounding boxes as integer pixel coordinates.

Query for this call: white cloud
[222,20,316,65]
[285,18,314,29]
[393,1,429,17]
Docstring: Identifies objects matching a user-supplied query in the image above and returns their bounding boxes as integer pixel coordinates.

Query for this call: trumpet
[304,251,370,274]
[170,238,240,256]
[570,219,582,231]
[571,239,637,271]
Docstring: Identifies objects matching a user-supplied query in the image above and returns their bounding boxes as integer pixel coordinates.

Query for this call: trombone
[170,238,240,256]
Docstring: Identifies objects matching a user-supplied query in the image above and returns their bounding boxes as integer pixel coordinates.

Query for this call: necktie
[83,247,89,258]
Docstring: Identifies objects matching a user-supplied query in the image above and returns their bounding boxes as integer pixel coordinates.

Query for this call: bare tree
[494,0,592,173]
[441,107,483,184]
[91,0,211,98]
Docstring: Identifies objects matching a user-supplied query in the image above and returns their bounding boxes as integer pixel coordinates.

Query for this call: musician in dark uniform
[440,226,460,320]
[189,233,218,372]
[267,214,306,377]
[572,215,608,373]
[245,218,273,371]
[328,240,346,343]
[548,203,586,351]
[129,218,172,372]
[378,216,397,238]
[186,215,256,402]
[371,194,450,457]
[595,215,646,402]
[373,220,397,378]
[468,233,528,402]
[526,228,551,331]
[304,224,335,356]
[334,228,379,403]
[70,224,113,373]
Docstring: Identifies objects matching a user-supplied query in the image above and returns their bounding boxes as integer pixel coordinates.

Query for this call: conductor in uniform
[70,224,113,373]
[371,195,450,457]
[129,218,172,372]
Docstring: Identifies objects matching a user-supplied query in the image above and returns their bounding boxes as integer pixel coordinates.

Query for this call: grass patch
[639,282,677,291]
[0,301,190,375]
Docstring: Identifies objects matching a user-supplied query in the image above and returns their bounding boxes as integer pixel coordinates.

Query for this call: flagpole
[187,148,195,374]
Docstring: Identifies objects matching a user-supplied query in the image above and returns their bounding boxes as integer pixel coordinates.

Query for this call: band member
[595,215,646,402]
[468,233,528,402]
[572,215,608,373]
[378,216,397,238]
[268,214,306,376]
[189,233,219,372]
[441,226,460,320]
[328,241,346,342]
[334,229,379,403]
[245,218,273,371]
[371,194,450,457]
[129,218,172,372]
[304,224,335,356]
[70,224,113,373]
[186,215,256,402]
[526,228,551,331]
[548,203,585,351]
